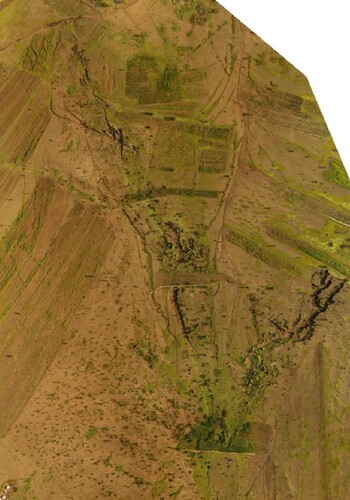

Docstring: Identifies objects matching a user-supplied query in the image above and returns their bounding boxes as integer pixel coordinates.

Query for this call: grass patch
[161,221,212,273]
[326,159,350,189]
[267,225,350,278]
[241,346,279,414]
[131,337,158,368]
[126,55,159,104]
[92,0,109,6]
[151,477,167,498]
[226,225,300,275]
[198,164,223,174]
[179,415,254,453]
[22,31,57,75]
[16,471,36,499]
[85,426,99,439]
[157,64,182,102]
[128,186,220,201]
[173,0,218,25]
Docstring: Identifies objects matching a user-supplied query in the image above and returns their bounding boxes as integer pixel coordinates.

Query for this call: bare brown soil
[0,0,349,499]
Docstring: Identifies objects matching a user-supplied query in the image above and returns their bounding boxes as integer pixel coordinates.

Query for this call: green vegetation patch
[198,165,222,173]
[241,346,279,414]
[173,0,218,26]
[126,55,159,104]
[22,31,58,75]
[126,54,183,104]
[161,221,212,273]
[151,477,167,498]
[93,0,108,6]
[226,225,300,275]
[128,186,220,202]
[157,64,182,102]
[301,95,319,115]
[16,471,36,499]
[267,226,350,278]
[85,426,99,439]
[131,337,158,368]
[177,122,232,142]
[179,415,254,453]
[326,159,350,189]
[92,0,119,7]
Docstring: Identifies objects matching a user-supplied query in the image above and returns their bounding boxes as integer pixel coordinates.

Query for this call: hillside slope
[0,0,349,498]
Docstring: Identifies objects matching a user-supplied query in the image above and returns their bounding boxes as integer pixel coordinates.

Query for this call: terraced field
[0,0,349,498]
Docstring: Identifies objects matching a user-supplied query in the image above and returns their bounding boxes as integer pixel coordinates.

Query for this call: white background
[218,0,350,177]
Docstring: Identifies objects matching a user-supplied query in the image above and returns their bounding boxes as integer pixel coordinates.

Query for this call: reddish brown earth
[0,0,349,498]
